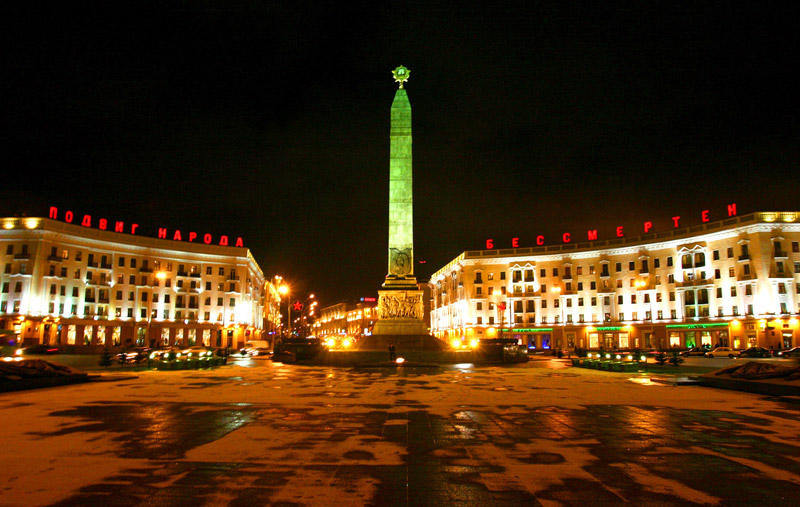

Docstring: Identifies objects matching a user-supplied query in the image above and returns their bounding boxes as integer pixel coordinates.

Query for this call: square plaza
[2,358,799,506]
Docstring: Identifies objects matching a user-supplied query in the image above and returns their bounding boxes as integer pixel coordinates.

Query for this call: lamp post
[276,277,290,340]
[146,271,167,349]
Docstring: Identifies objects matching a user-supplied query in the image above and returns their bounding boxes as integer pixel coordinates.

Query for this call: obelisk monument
[367,66,438,349]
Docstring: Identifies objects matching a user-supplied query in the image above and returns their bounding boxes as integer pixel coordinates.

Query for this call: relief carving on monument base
[377,290,423,321]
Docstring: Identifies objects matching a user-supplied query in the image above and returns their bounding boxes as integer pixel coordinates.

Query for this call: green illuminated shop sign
[501,328,554,333]
[593,326,624,331]
[665,323,729,330]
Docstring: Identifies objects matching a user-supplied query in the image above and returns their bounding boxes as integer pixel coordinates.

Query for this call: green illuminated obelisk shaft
[385,66,416,287]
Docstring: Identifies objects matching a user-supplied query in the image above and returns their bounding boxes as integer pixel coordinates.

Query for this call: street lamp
[277,280,290,339]
[146,271,167,348]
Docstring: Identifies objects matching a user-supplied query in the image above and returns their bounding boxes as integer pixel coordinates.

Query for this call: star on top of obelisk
[392,65,410,89]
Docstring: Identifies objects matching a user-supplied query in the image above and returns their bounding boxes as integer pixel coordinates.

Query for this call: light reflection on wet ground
[5,359,800,506]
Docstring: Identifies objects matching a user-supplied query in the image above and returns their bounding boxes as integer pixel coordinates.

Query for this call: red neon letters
[484,203,738,250]
[49,207,244,248]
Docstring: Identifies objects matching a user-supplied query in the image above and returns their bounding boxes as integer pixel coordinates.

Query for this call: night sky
[2,2,798,305]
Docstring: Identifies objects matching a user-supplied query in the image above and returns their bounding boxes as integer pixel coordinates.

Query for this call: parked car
[736,347,771,359]
[679,347,711,357]
[776,347,800,359]
[705,347,740,358]
[240,340,271,357]
[115,347,152,364]
[15,345,60,356]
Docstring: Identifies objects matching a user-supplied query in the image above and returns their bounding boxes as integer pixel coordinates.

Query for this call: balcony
[47,255,63,262]
[769,270,793,279]
[139,267,153,273]
[87,261,98,268]
[227,275,240,281]
[675,278,713,288]
[177,271,189,277]
[190,272,201,278]
[775,250,788,259]
[738,254,750,262]
[14,253,30,260]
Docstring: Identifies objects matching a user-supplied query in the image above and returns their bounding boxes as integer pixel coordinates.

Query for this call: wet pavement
[1,358,800,506]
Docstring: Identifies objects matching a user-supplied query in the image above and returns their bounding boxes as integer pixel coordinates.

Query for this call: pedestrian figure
[389,344,396,361]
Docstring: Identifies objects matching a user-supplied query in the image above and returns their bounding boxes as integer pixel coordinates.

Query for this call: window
[629,261,635,271]
[500,272,506,280]
[577,282,583,291]
[617,295,624,304]
[667,256,673,267]
[668,274,674,284]
[694,252,705,267]
[130,258,136,268]
[476,302,482,311]
[716,287,723,298]
[669,292,675,302]
[206,266,212,275]
[715,269,721,279]
[590,281,596,290]
[654,258,660,268]
[713,250,720,261]
[615,262,622,272]
[576,266,583,275]
[793,241,799,253]
[552,268,558,276]
[744,264,751,275]
[616,280,622,288]
[727,247,734,258]
[731,286,737,297]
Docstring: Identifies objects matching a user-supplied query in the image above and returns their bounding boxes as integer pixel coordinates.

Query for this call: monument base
[372,318,427,336]
[356,333,445,351]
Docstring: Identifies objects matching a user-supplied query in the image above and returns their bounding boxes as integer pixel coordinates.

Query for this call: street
[1,358,799,506]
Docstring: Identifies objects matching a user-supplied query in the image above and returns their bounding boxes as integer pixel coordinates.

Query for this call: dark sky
[2,1,798,305]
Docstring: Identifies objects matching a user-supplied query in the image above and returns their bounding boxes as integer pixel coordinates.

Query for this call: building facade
[0,216,266,351]
[318,299,378,340]
[430,212,800,352]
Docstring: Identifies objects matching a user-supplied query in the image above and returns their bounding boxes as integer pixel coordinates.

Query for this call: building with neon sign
[430,211,800,352]
[0,216,266,351]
